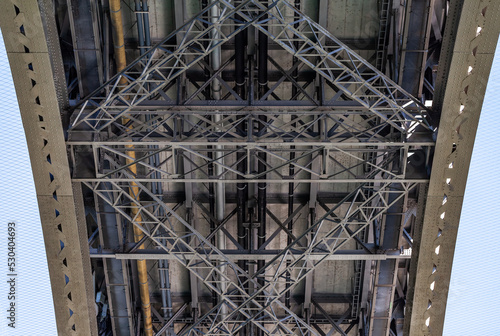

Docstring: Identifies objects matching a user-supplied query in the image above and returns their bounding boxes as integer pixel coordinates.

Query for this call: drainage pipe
[109,1,153,335]
[109,1,127,87]
[234,3,246,100]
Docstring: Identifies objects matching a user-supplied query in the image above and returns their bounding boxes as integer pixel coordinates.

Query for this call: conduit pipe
[234,13,248,315]
[142,1,151,49]
[109,1,153,335]
[234,8,248,333]
[109,1,127,87]
[204,10,218,304]
[134,1,145,55]
[285,0,300,309]
[134,0,151,56]
[257,5,268,291]
[210,0,228,319]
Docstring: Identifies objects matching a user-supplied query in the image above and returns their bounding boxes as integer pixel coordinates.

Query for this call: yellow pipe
[109,1,153,335]
[109,0,127,86]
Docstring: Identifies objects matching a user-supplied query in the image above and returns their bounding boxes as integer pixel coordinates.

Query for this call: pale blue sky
[442,38,500,334]
[0,32,57,334]
[0,26,499,335]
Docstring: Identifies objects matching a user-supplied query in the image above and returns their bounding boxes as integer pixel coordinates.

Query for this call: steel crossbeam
[70,142,431,183]
[70,110,419,143]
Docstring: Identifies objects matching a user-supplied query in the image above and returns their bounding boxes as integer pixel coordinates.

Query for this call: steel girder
[70,142,430,184]
[404,1,500,335]
[89,250,411,261]
[69,109,428,144]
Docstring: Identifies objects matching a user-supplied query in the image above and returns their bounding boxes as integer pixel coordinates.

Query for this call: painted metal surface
[4,0,498,335]
[0,1,97,334]
[405,1,500,335]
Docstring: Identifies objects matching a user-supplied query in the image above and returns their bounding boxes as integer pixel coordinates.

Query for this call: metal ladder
[352,259,364,319]
[376,0,392,70]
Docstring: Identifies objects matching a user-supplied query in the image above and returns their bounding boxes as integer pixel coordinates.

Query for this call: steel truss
[70,0,432,135]
[69,108,430,144]
[86,152,413,336]
[71,0,278,131]
[70,142,430,184]
[85,174,416,335]
[72,1,432,335]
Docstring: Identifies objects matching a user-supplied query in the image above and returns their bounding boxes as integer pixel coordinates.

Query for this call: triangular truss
[70,0,432,137]
[86,169,417,336]
[72,1,431,335]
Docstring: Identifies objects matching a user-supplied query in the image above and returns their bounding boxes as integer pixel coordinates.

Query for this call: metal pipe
[206,149,218,308]
[234,1,246,100]
[142,0,151,49]
[201,0,212,100]
[109,0,127,87]
[292,0,300,99]
[234,6,248,331]
[109,1,153,335]
[257,156,266,276]
[285,149,294,308]
[257,4,268,301]
[125,154,153,336]
[257,1,268,97]
[211,2,221,101]
[154,151,171,332]
[236,138,248,319]
[144,32,169,336]
[134,1,145,55]
[140,1,169,329]
[203,0,218,309]
[286,3,299,306]
[210,0,227,319]
[158,259,173,336]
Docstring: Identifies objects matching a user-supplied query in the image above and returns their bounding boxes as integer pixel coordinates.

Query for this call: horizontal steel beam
[72,143,430,183]
[69,141,435,147]
[71,105,407,113]
[90,249,412,260]
[70,109,426,143]
[75,178,428,183]
[154,293,354,305]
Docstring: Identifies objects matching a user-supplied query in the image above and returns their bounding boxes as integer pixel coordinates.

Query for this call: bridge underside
[1,1,499,335]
